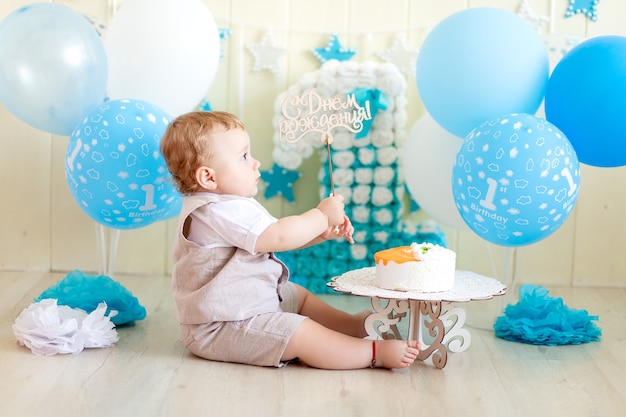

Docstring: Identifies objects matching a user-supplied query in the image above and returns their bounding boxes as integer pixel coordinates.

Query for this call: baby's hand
[337,215,354,244]
[321,215,354,244]
[316,195,345,226]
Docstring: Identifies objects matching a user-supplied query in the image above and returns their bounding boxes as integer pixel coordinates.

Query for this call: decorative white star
[517,0,549,32]
[376,34,419,76]
[246,30,289,76]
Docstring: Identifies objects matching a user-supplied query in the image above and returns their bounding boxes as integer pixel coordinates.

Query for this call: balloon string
[96,223,106,276]
[498,247,518,311]
[107,229,120,277]
[95,223,120,277]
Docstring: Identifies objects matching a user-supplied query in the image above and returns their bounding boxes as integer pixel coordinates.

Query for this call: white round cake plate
[328,268,507,368]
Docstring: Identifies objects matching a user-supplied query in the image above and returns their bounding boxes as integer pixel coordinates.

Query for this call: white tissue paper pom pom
[333,168,354,186]
[337,77,359,94]
[352,133,371,147]
[12,299,118,356]
[371,186,394,206]
[376,146,398,166]
[353,230,368,243]
[372,112,394,133]
[350,244,368,260]
[334,186,352,203]
[373,208,394,225]
[370,130,394,148]
[358,147,376,165]
[395,185,406,201]
[331,133,354,150]
[352,185,372,205]
[332,150,356,167]
[316,74,337,97]
[354,168,374,184]
[373,166,395,185]
[352,204,371,223]
[373,229,390,243]
[298,73,318,91]
[272,147,303,171]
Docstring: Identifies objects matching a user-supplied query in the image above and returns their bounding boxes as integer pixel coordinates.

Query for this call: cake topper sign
[278,90,372,144]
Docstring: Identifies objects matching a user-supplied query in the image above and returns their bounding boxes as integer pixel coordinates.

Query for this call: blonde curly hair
[160,111,246,194]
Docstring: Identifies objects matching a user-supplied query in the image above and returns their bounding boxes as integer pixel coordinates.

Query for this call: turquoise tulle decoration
[494,284,601,345]
[35,270,146,326]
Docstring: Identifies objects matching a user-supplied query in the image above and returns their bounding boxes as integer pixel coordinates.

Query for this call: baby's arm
[255,195,346,253]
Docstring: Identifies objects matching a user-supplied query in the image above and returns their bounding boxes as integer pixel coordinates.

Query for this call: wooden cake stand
[328,268,506,369]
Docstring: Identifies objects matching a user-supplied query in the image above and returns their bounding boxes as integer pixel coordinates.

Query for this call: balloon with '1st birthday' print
[452,113,580,247]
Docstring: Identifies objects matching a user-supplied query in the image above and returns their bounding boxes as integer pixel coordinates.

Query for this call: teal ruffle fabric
[35,270,146,326]
[494,284,601,345]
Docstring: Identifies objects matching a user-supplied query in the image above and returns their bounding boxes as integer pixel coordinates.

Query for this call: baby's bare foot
[374,340,420,369]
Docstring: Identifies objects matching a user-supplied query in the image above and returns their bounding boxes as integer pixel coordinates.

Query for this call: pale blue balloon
[452,113,580,247]
[65,99,181,230]
[417,8,549,138]
[0,3,107,135]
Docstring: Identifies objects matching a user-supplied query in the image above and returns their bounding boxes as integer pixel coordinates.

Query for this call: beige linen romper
[171,193,307,367]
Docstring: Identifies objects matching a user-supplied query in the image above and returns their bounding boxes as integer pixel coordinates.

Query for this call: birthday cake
[373,243,456,292]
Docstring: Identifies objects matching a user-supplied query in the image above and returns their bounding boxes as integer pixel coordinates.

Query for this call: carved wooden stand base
[364,298,471,369]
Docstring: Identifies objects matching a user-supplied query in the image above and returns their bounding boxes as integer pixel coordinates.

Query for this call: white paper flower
[352,230,368,244]
[272,147,303,170]
[372,207,394,225]
[331,132,354,151]
[332,150,356,167]
[354,168,374,184]
[358,147,376,165]
[350,244,368,260]
[352,204,371,223]
[334,186,352,203]
[352,185,372,205]
[12,299,118,356]
[373,166,395,185]
[333,168,354,186]
[373,229,390,243]
[376,146,398,166]
[371,186,394,206]
[370,130,394,148]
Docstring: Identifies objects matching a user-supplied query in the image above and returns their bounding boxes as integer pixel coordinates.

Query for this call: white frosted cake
[373,242,456,292]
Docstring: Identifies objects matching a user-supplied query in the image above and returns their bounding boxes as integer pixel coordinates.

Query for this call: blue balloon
[0,3,107,136]
[65,99,181,230]
[416,8,549,138]
[545,36,626,167]
[452,113,580,247]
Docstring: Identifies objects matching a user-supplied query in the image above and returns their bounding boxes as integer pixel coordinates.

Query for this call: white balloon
[104,0,220,117]
[403,114,467,229]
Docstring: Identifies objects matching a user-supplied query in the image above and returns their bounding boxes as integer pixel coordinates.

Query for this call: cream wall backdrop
[1,0,625,289]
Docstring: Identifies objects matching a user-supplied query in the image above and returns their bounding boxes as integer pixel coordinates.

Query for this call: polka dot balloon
[65,99,180,230]
[452,113,580,247]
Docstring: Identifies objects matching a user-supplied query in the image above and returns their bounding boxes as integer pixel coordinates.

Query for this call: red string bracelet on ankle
[370,340,376,368]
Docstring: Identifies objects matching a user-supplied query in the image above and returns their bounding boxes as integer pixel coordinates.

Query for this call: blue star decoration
[565,0,601,21]
[312,33,357,64]
[197,98,212,111]
[260,163,302,202]
[219,28,232,61]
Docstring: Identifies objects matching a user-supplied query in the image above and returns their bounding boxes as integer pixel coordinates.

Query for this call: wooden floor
[1,271,624,417]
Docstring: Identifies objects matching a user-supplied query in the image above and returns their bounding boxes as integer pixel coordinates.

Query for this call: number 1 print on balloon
[65,99,181,230]
[452,113,580,247]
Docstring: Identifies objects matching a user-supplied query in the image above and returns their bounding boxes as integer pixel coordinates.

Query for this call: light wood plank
[1,272,625,417]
